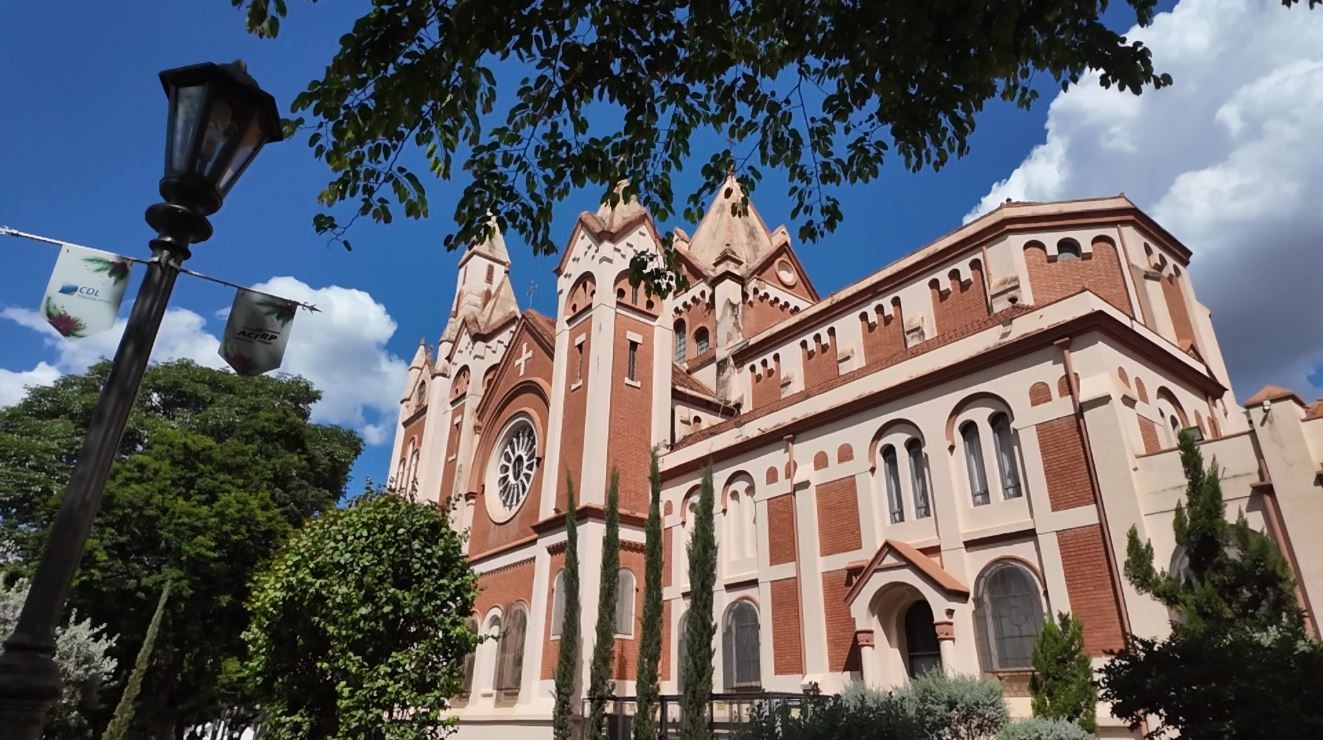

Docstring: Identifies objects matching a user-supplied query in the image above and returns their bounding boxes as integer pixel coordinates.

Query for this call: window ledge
[625,378,642,389]
[570,380,583,392]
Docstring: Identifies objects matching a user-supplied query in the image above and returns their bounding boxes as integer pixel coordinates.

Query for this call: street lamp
[0,61,282,738]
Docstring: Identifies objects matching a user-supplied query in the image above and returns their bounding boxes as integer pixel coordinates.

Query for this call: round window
[486,418,538,522]
[775,258,798,287]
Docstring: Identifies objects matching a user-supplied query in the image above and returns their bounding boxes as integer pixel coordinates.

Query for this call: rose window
[495,422,537,512]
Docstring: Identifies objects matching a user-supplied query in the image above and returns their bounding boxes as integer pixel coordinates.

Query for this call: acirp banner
[219,288,298,376]
[41,245,133,338]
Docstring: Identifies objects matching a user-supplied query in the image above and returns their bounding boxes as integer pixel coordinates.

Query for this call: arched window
[990,413,1022,500]
[480,613,502,692]
[724,476,758,564]
[722,601,761,690]
[694,327,710,355]
[495,603,528,695]
[961,422,990,506]
[904,601,942,678]
[676,610,690,693]
[417,382,427,406]
[616,569,636,635]
[674,320,687,364]
[882,445,904,524]
[1167,546,1193,624]
[975,562,1044,672]
[407,450,421,489]
[550,571,566,637]
[1056,238,1082,260]
[906,440,931,519]
[459,617,478,696]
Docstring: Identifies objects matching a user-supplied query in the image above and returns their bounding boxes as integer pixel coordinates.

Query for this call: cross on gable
[515,342,533,376]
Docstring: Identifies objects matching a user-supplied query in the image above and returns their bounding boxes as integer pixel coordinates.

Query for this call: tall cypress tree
[101,581,171,740]
[552,477,582,740]
[587,469,622,739]
[1029,611,1097,732]
[632,452,664,740]
[679,468,717,740]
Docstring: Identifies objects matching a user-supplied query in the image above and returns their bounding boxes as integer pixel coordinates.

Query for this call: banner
[219,288,298,376]
[41,245,133,338]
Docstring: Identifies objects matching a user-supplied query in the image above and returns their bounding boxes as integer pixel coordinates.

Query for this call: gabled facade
[392,181,1323,739]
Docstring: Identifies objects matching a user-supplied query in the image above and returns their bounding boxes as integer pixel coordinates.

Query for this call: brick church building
[388,177,1323,737]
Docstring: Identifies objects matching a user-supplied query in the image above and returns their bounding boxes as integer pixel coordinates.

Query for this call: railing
[581,692,810,740]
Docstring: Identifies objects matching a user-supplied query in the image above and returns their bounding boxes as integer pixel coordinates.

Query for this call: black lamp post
[0,61,282,738]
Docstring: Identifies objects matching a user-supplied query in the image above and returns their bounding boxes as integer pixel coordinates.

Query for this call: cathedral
[389,177,1323,738]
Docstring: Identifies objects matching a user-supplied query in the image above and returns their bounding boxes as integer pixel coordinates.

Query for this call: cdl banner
[41,245,133,339]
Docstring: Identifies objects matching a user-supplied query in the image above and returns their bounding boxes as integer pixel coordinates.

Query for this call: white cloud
[0,277,408,445]
[968,0,1323,399]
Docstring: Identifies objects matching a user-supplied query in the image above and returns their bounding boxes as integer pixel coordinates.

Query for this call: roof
[844,539,970,606]
[1306,400,1323,420]
[523,309,556,350]
[671,365,717,398]
[1243,384,1305,408]
[687,174,776,272]
[594,180,649,234]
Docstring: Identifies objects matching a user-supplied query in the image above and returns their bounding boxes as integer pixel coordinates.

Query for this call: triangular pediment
[474,312,556,421]
[844,539,969,606]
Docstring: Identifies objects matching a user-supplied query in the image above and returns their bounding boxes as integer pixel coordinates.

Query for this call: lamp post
[0,61,283,738]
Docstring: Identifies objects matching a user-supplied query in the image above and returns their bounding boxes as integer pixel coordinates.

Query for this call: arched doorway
[903,601,942,678]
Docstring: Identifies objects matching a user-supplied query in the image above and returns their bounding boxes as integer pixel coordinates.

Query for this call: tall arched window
[694,327,710,355]
[407,450,421,488]
[961,422,990,506]
[882,445,904,523]
[616,569,636,635]
[990,413,1022,500]
[722,601,761,690]
[417,381,427,406]
[550,571,566,637]
[975,562,1044,672]
[459,617,479,697]
[674,320,688,363]
[495,603,528,696]
[906,440,931,519]
[904,601,942,678]
[724,477,758,564]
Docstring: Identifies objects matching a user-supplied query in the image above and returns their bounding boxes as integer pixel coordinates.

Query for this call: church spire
[687,173,775,271]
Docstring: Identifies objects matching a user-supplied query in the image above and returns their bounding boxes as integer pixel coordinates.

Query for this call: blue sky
[3,0,1319,490]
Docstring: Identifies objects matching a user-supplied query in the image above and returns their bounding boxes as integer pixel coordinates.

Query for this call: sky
[1,0,1319,490]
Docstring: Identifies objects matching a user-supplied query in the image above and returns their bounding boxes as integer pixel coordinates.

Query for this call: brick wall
[1138,416,1161,454]
[1024,239,1134,316]
[801,332,838,389]
[1057,525,1125,654]
[475,558,537,624]
[468,390,550,556]
[1161,274,1197,349]
[750,357,782,409]
[931,263,989,333]
[821,569,860,671]
[1035,416,1094,512]
[661,599,672,681]
[744,294,796,337]
[1028,382,1052,407]
[770,577,804,675]
[662,528,673,588]
[675,297,714,361]
[767,494,797,565]
[559,323,591,510]
[609,315,655,514]
[860,303,905,365]
[816,476,862,556]
[540,549,567,679]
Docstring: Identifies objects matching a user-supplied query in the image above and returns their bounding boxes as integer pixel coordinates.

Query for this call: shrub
[998,718,1092,740]
[1029,613,1097,732]
[902,672,1010,740]
[736,688,922,740]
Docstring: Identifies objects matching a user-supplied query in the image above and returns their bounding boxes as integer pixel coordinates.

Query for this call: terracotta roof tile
[844,539,970,606]
[672,366,717,397]
[1243,384,1304,408]
[523,309,556,351]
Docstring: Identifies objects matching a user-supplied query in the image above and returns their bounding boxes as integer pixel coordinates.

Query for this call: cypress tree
[553,477,582,740]
[587,469,622,739]
[678,468,717,740]
[1029,611,1097,732]
[101,580,171,740]
[632,452,664,740]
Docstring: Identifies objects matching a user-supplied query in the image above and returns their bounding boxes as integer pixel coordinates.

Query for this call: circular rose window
[486,418,538,521]
[775,258,798,288]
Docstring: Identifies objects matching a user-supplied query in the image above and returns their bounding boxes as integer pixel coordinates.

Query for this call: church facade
[389,179,1323,737]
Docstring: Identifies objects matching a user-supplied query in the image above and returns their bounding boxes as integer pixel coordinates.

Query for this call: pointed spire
[595,178,647,232]
[409,337,431,369]
[466,216,510,265]
[687,174,774,271]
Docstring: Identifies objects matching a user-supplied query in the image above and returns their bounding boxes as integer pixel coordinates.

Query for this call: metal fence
[581,692,810,740]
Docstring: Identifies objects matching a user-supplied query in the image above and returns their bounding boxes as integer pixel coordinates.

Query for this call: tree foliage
[229,0,1200,267]
[244,488,479,740]
[0,360,361,737]
[679,468,717,740]
[631,453,664,740]
[1028,612,1096,733]
[587,469,621,739]
[552,477,581,740]
[101,581,170,740]
[0,579,117,740]
[1100,431,1323,738]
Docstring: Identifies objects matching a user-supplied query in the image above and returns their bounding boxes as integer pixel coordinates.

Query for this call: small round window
[775,258,798,287]
[486,417,538,521]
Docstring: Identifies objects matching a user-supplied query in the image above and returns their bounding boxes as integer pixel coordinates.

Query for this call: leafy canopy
[244,488,479,740]
[0,360,360,738]
[232,0,1187,265]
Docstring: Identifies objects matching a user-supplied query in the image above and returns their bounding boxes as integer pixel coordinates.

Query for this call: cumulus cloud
[968,0,1323,399]
[0,278,408,445]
